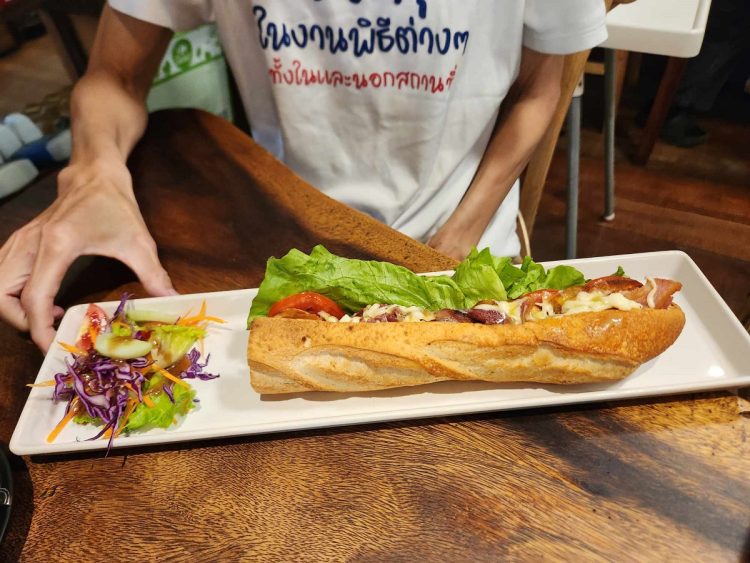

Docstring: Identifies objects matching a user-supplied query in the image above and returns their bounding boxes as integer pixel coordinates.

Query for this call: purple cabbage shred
[112,293,132,320]
[180,349,220,381]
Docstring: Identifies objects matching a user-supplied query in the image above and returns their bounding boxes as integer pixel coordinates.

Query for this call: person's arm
[427,47,563,260]
[0,6,173,351]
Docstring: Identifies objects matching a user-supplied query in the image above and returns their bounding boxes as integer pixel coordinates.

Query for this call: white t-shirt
[110,0,606,257]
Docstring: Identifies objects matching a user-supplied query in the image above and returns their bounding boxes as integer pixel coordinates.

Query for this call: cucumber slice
[126,310,180,325]
[94,333,153,360]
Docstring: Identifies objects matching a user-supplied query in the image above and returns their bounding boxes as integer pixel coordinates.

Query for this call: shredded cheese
[645,276,657,308]
[562,291,642,315]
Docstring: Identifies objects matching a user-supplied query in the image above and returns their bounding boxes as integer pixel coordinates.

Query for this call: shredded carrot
[142,395,156,408]
[197,300,207,318]
[58,341,86,356]
[153,366,191,389]
[27,379,57,388]
[88,325,98,346]
[178,306,194,321]
[177,300,225,327]
[200,315,226,324]
[177,301,206,325]
[102,427,113,440]
[46,409,76,443]
[115,399,138,437]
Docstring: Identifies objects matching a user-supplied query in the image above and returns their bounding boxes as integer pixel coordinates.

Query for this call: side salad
[34,295,223,451]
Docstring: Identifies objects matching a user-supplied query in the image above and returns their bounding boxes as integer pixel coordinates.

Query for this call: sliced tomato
[75,304,109,350]
[269,292,346,319]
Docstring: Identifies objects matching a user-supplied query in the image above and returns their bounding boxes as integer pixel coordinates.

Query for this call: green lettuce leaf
[124,374,195,432]
[73,413,99,425]
[501,257,585,299]
[248,245,466,321]
[453,248,521,303]
[150,325,205,368]
[72,374,195,433]
[248,245,589,326]
[110,321,132,337]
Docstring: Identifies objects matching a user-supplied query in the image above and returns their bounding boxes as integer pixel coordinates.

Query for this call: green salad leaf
[72,374,196,433]
[124,374,196,432]
[150,324,205,368]
[73,413,99,425]
[248,245,465,320]
[248,245,591,326]
[453,248,515,303]
[504,257,586,299]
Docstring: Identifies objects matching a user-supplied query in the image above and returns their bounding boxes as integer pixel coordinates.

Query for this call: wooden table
[1,110,748,561]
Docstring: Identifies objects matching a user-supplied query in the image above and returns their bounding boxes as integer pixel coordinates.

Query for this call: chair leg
[632,57,688,165]
[603,48,616,221]
[566,95,582,260]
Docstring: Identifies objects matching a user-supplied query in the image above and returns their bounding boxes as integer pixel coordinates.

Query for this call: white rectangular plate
[10,251,750,456]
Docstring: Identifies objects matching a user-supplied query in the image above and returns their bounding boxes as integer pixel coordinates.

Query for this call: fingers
[14,233,174,352]
[0,226,42,332]
[0,242,30,330]
[0,294,28,330]
[21,227,76,352]
[118,235,178,297]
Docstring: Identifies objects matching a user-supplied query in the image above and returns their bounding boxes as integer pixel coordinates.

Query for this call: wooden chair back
[518,0,630,256]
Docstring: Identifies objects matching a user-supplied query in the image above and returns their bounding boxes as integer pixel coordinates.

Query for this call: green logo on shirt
[172,38,193,70]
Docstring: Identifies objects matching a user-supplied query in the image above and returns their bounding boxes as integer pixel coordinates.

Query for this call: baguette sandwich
[247,246,685,394]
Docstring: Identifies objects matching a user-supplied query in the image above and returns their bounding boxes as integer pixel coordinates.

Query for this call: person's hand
[0,159,176,352]
[426,223,478,262]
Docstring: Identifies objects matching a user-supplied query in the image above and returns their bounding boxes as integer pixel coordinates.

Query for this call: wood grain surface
[0,110,748,562]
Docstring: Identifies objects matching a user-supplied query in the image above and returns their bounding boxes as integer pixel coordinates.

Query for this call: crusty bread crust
[247,306,685,394]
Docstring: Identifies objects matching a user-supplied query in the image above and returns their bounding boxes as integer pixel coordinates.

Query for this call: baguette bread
[247,305,685,394]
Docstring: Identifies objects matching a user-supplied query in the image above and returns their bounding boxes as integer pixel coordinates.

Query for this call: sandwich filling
[270,277,682,326]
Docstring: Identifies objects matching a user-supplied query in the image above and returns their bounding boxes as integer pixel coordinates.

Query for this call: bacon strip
[549,276,643,310]
[519,289,560,320]
[583,276,643,293]
[434,309,473,323]
[467,308,509,325]
[621,278,682,309]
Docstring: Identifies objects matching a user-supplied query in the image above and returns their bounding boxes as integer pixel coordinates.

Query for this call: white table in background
[565,0,712,258]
